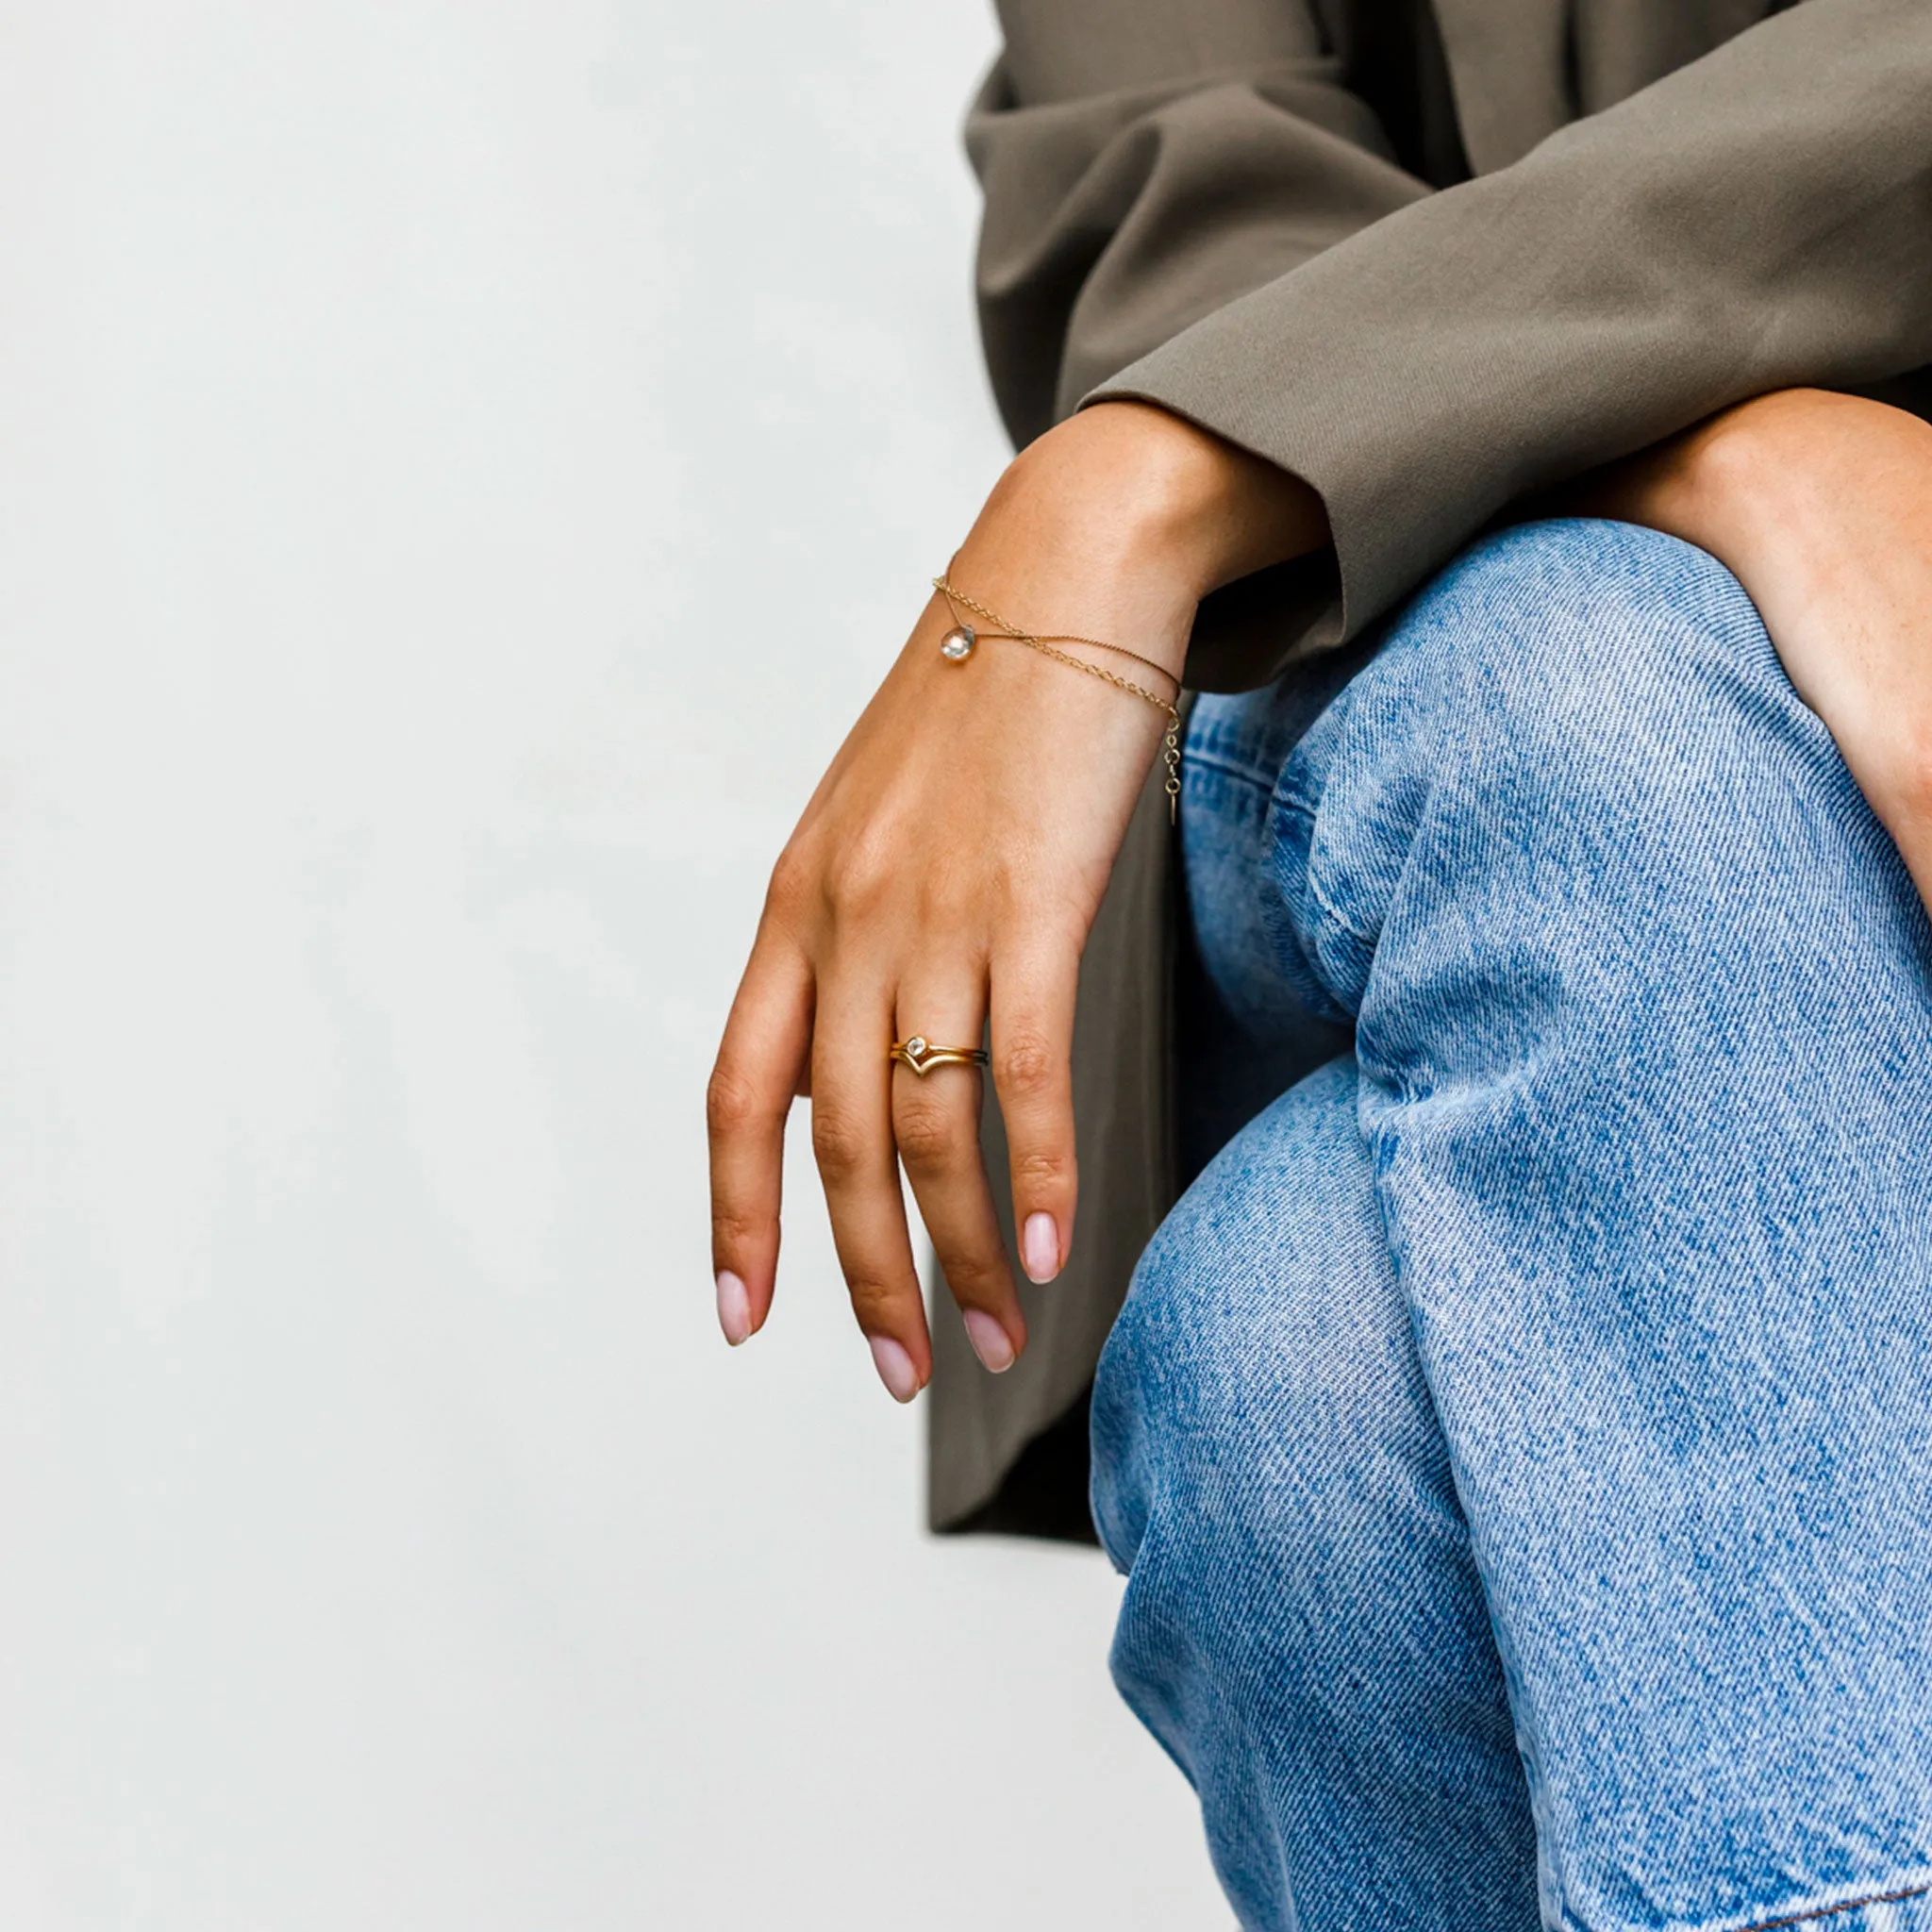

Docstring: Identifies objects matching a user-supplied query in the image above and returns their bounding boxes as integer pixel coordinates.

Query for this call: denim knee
[1095,1062,1376,1563]
[1091,1060,1468,1694]
[1270,517,1860,1019]
[1392,516,1773,735]
[1091,1060,1535,1932]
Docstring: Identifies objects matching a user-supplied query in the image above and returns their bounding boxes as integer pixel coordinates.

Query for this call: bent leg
[1273,521,1932,1932]
[1092,1056,1540,1932]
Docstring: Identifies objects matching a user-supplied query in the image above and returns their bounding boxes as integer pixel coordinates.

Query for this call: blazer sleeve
[1089,0,1932,681]
[968,0,1433,450]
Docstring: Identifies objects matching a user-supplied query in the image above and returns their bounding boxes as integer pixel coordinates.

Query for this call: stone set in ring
[890,1036,990,1076]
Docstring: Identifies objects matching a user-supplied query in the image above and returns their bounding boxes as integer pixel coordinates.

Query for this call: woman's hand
[708,402,1325,1398]
[1580,388,1932,908]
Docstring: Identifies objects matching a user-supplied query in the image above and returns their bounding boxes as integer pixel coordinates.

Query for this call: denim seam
[1271,787,1381,951]
[1735,1876,1932,1932]
[1558,1874,1932,1932]
[1186,745,1281,797]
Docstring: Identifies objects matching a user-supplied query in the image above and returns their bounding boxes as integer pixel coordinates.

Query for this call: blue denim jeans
[1091,522,1932,1932]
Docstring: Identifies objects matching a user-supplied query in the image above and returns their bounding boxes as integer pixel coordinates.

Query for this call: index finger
[708,933,813,1345]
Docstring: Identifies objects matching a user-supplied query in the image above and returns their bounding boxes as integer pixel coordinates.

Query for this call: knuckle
[706,1063,766,1139]
[824,839,894,916]
[709,1204,762,1249]
[764,845,815,919]
[844,1275,908,1327]
[893,1098,969,1177]
[1012,1145,1073,1193]
[809,1104,873,1185]
[997,1029,1060,1102]
[934,1243,1007,1300]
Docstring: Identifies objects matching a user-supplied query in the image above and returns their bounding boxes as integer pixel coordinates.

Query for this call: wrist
[949,402,1329,678]
[1570,389,1929,599]
[1674,389,1929,549]
[1025,401,1327,591]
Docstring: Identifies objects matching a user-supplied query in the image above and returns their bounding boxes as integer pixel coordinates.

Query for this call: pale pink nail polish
[715,1271,751,1347]
[869,1334,921,1403]
[962,1308,1015,1374]
[1022,1212,1060,1284]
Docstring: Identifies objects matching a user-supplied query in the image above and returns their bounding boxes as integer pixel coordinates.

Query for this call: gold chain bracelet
[929,569,1183,824]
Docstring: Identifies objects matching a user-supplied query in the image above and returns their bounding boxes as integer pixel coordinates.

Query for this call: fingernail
[1022,1212,1060,1284]
[715,1271,751,1347]
[869,1335,920,1403]
[962,1308,1015,1374]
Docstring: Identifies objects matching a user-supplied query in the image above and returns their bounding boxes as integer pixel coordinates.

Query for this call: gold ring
[889,1035,989,1076]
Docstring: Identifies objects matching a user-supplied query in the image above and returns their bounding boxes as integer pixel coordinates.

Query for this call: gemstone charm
[939,625,975,662]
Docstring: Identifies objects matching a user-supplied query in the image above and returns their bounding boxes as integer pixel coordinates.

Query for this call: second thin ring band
[890,1036,990,1076]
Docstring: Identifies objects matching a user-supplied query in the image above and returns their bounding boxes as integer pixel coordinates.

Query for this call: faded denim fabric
[1091,522,1932,1932]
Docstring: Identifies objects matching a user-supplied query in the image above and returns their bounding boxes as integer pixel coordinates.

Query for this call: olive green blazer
[928,0,1932,1538]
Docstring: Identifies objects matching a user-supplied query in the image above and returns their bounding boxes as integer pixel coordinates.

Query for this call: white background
[0,2,1229,1926]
